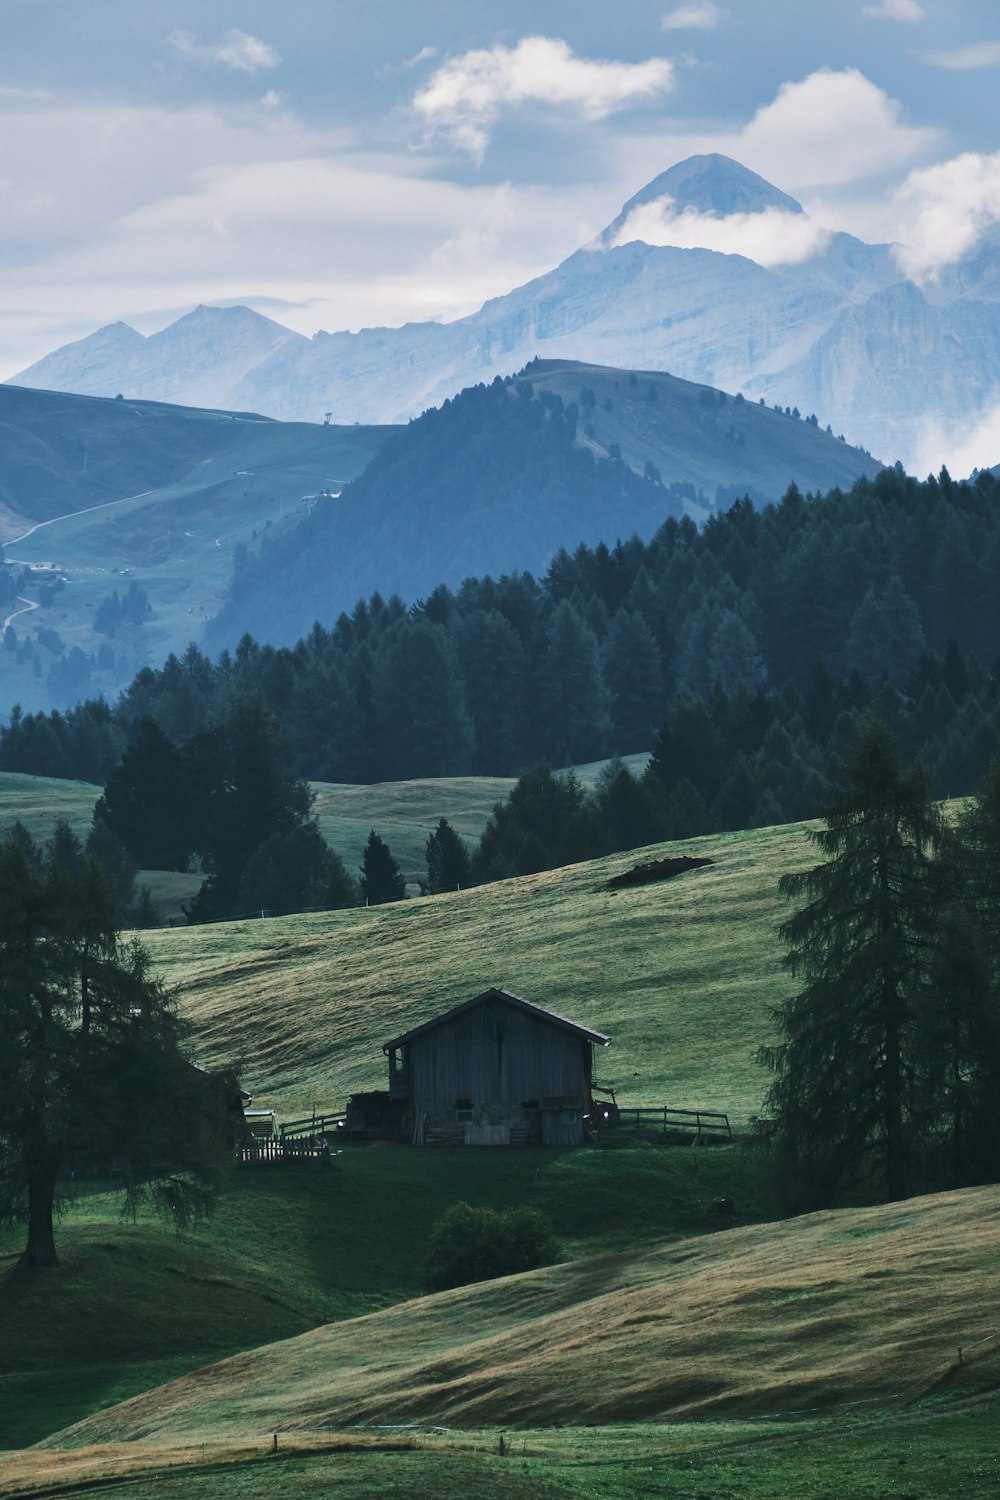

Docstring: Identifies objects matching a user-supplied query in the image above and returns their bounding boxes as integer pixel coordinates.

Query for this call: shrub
[424,1202,562,1291]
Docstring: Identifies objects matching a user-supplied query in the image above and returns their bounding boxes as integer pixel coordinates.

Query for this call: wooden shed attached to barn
[382,988,611,1146]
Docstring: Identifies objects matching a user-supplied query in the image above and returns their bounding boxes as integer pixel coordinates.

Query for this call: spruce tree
[425,818,470,894]
[360,829,405,904]
[758,721,945,1207]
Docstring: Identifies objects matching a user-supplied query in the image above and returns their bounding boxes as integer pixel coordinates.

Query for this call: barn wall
[408,1000,589,1104]
[405,999,592,1145]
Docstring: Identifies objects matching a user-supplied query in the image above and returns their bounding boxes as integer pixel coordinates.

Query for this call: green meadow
[3,1183,998,1496]
[0,755,649,907]
[142,816,814,1123]
[1,775,997,1499]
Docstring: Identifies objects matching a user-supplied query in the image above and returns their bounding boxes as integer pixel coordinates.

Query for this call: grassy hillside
[50,1185,1000,1438]
[526,359,880,516]
[0,770,96,843]
[312,754,648,881]
[12,1187,997,1500]
[0,756,649,899]
[0,388,391,715]
[142,817,816,1124]
[0,384,391,536]
[0,1146,768,1447]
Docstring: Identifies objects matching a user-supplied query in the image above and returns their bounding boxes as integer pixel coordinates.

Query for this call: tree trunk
[21,1168,59,1267]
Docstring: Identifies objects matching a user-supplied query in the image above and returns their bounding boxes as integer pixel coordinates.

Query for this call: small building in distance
[381,987,611,1146]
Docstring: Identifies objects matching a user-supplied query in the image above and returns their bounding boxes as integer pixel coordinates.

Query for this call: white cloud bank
[412,36,674,158]
[169,29,280,73]
[738,68,934,187]
[893,151,1000,279]
[912,401,1000,479]
[613,197,830,266]
[921,41,1000,70]
[661,3,725,30]
[862,0,926,20]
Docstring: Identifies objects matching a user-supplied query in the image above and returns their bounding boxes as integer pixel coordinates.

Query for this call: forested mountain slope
[205,365,880,650]
[5,467,997,828]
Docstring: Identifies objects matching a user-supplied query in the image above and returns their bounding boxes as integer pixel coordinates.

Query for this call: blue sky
[2,0,1000,374]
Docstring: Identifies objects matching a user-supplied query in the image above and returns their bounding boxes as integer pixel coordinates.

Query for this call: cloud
[0,86,612,377]
[893,151,1000,280]
[661,3,725,28]
[169,29,280,73]
[738,68,935,187]
[862,0,925,19]
[412,36,674,158]
[612,196,831,266]
[920,41,1000,70]
[912,401,1000,479]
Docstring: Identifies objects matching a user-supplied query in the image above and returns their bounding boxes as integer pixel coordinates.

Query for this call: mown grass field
[143,816,816,1124]
[4,1406,1000,1500]
[4,1187,997,1497]
[0,1144,769,1447]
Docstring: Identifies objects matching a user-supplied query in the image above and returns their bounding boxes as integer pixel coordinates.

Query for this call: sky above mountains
[2,1,1000,376]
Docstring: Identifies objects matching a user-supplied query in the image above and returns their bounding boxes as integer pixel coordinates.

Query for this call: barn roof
[382,988,611,1053]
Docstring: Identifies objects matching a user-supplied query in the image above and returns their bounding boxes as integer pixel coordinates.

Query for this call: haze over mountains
[12,154,1000,473]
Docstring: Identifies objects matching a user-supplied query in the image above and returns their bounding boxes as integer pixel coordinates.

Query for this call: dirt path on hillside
[2,487,159,555]
[2,594,39,631]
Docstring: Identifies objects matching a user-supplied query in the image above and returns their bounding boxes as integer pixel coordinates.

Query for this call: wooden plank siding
[386,990,611,1147]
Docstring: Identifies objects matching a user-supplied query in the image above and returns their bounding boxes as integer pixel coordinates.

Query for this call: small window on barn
[455,1097,473,1122]
[522,1100,539,1111]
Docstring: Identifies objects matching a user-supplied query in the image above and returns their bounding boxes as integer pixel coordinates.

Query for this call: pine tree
[360,829,405,904]
[94,717,189,870]
[758,722,945,1207]
[373,616,474,780]
[602,610,663,755]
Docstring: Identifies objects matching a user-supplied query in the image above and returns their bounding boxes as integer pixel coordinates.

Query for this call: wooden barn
[382,987,611,1146]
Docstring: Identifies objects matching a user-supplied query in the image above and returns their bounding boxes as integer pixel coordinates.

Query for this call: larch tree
[0,829,236,1268]
[758,721,946,1208]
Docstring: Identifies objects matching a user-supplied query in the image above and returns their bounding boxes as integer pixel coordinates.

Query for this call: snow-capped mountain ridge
[10,154,1000,470]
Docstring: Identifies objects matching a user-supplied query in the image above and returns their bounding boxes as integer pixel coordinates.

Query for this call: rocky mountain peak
[606,154,803,239]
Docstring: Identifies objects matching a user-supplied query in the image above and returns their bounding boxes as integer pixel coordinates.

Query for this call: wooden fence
[238,1136,332,1166]
[612,1106,732,1138]
[279,1112,346,1140]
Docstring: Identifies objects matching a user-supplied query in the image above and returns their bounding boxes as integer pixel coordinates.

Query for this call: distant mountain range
[11,154,1000,471]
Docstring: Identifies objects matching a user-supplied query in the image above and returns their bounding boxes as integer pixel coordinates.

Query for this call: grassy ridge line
[143,818,818,1122]
[43,1184,1000,1447]
[0,754,649,902]
[311,753,649,880]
